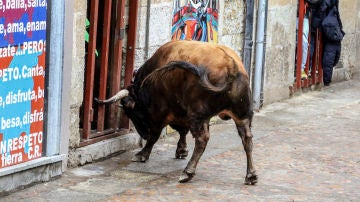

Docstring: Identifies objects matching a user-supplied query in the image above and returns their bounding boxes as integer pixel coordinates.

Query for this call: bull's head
[95,88,150,140]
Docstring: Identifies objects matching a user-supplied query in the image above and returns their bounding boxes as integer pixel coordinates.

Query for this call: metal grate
[294,0,323,91]
[80,0,139,147]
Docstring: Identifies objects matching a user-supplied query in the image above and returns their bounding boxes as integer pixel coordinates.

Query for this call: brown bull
[96,40,257,184]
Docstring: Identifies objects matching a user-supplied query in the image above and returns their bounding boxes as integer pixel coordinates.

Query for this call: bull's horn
[94,89,129,104]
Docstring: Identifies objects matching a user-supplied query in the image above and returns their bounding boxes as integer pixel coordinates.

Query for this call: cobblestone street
[3,80,360,201]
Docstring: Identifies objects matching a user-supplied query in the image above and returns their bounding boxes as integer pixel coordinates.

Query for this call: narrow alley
[3,79,360,201]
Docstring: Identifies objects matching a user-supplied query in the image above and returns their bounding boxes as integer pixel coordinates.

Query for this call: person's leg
[301,17,310,78]
[309,31,316,71]
[334,43,341,66]
[322,42,337,85]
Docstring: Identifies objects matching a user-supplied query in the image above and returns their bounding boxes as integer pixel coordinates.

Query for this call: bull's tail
[94,89,129,104]
[142,61,235,92]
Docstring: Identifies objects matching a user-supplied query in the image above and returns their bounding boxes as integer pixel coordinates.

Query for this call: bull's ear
[121,96,135,109]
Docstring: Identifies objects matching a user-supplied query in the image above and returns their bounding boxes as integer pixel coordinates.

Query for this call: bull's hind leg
[132,128,161,162]
[179,121,210,183]
[235,118,258,185]
[176,132,189,159]
[170,125,189,159]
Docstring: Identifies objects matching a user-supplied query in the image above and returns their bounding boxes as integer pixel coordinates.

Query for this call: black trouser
[322,40,341,85]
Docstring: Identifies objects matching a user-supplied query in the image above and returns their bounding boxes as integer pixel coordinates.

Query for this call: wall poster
[0,0,47,168]
[172,0,219,42]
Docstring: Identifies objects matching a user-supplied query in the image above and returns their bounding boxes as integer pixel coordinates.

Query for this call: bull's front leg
[132,129,161,162]
[179,122,209,183]
[236,118,257,185]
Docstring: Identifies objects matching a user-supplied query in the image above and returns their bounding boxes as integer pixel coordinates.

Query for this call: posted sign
[0,0,47,168]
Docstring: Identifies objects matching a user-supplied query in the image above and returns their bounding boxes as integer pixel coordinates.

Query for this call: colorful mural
[0,0,47,168]
[172,0,219,43]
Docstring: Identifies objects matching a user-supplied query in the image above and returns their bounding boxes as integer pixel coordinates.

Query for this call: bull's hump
[164,41,224,64]
[158,40,248,78]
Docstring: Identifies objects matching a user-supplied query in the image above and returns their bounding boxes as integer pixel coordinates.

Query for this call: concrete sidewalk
[2,80,360,201]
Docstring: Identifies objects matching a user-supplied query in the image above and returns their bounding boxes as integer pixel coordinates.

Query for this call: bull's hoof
[175,149,189,159]
[178,170,195,183]
[131,154,148,162]
[244,172,258,185]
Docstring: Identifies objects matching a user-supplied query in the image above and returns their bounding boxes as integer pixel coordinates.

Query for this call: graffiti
[0,1,47,168]
[172,0,219,43]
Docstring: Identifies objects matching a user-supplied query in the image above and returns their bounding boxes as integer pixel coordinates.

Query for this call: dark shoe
[324,82,330,86]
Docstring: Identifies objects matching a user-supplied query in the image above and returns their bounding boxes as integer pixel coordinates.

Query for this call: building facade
[1,0,359,194]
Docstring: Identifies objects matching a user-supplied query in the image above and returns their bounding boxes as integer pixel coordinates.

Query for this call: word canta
[0,64,45,82]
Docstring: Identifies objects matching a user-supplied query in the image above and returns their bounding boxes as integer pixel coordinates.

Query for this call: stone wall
[0,161,62,195]
[135,0,173,68]
[218,0,245,56]
[332,0,358,82]
[335,0,360,80]
[354,1,360,79]
[263,0,297,105]
[357,0,360,79]
[67,0,87,167]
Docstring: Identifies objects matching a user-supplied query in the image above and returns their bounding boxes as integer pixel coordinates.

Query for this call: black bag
[321,6,345,42]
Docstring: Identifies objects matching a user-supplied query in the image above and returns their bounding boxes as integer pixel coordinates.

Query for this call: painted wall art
[0,0,47,168]
[172,0,219,43]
